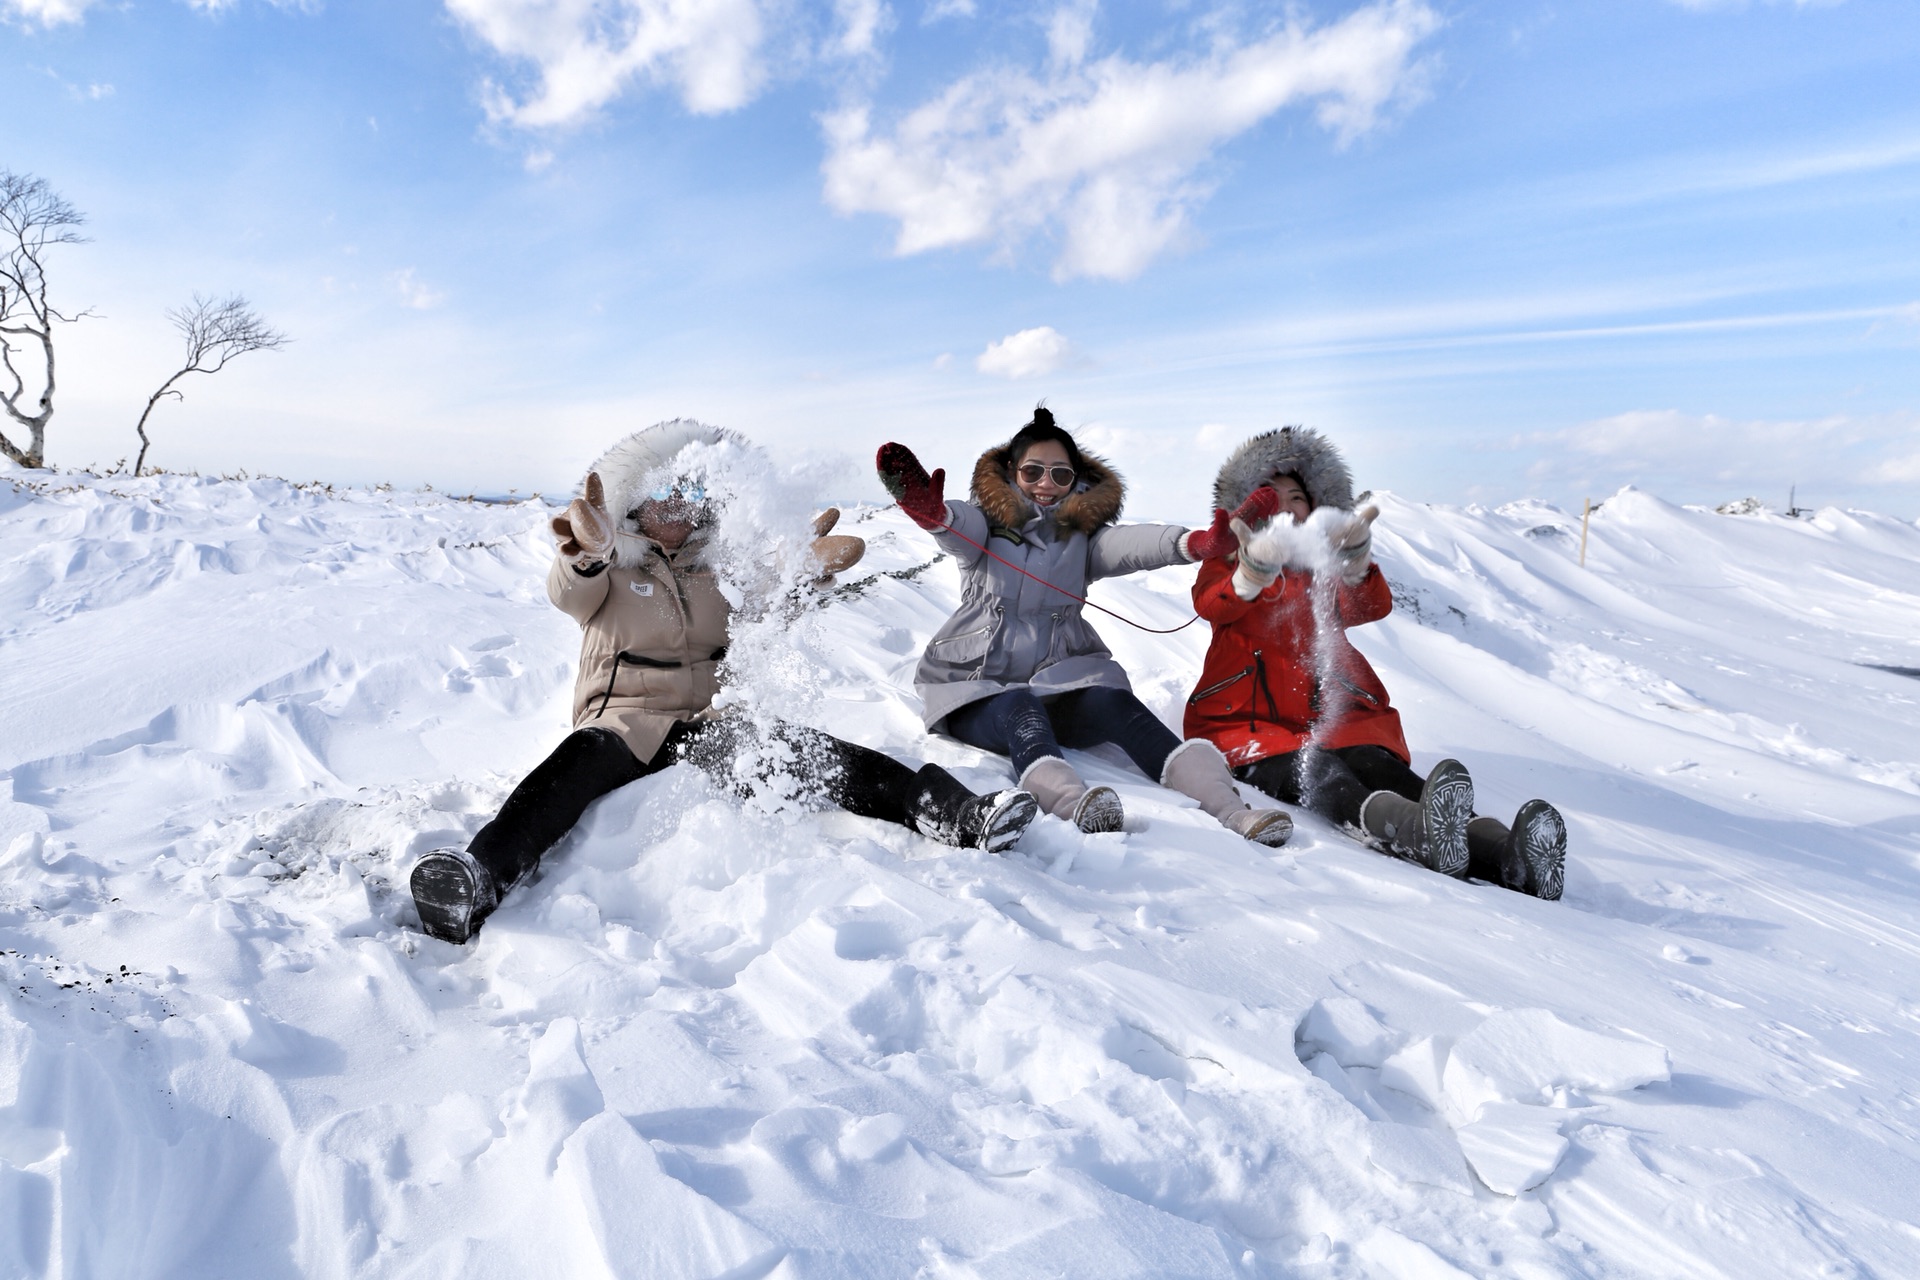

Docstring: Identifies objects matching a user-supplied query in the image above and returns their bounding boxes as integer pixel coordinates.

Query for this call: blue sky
[3,0,1917,519]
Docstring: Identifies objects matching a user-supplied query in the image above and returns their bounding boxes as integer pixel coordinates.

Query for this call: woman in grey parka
[876,407,1293,844]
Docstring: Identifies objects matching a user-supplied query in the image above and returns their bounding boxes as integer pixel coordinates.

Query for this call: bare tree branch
[134,293,289,476]
[0,170,89,469]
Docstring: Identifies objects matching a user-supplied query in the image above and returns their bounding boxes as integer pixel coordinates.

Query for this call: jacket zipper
[1189,667,1250,704]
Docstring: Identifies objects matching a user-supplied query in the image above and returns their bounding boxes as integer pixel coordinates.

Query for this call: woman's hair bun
[1029,405,1054,430]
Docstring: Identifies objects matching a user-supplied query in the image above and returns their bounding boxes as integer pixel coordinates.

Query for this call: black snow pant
[1236,744,1509,881]
[466,720,941,890]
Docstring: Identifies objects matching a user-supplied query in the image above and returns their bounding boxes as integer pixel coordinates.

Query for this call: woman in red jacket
[1185,427,1565,899]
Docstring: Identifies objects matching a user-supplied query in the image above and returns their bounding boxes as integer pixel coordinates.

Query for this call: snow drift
[2,466,1918,1278]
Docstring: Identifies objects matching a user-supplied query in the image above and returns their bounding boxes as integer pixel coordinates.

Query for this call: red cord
[924,515,1204,636]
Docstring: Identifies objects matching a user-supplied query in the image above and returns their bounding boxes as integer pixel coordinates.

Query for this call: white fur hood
[580,419,741,566]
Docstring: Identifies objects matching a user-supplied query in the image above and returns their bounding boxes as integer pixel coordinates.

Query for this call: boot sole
[1238,809,1294,848]
[411,852,484,944]
[1513,799,1566,901]
[1420,760,1473,879]
[980,790,1040,855]
[1074,785,1125,834]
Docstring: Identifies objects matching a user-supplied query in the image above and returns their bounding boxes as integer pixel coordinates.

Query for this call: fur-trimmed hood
[971,444,1124,534]
[587,418,740,523]
[583,419,742,567]
[1211,426,1354,514]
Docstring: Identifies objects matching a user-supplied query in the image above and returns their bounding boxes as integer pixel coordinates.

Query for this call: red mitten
[1232,485,1282,526]
[1183,486,1284,560]
[876,442,948,531]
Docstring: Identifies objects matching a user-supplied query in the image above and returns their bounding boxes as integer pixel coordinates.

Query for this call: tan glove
[808,507,865,582]
[551,472,616,563]
[1229,515,1282,600]
[1329,505,1379,585]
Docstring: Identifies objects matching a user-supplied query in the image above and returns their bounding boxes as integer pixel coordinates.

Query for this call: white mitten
[1329,505,1379,585]
[1230,516,1282,600]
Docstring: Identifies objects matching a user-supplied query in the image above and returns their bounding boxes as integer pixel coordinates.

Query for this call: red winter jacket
[1183,555,1410,767]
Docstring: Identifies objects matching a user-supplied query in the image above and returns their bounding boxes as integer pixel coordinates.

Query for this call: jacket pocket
[928,622,993,666]
[1188,668,1251,706]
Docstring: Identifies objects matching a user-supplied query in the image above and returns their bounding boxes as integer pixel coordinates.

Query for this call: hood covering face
[584,418,741,567]
[971,444,1124,535]
[1211,426,1354,514]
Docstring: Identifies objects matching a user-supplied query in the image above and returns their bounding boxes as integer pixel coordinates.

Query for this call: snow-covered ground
[3,463,1919,1279]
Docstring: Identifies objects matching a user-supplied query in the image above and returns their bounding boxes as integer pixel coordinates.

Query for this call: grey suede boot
[410,847,500,945]
[1466,801,1566,899]
[1019,756,1124,833]
[1160,740,1293,847]
[1358,758,1472,878]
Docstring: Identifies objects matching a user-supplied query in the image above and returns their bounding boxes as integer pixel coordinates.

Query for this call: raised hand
[808,506,866,582]
[1329,505,1379,584]
[551,471,616,562]
[875,442,948,531]
[1229,515,1283,600]
[1185,485,1284,560]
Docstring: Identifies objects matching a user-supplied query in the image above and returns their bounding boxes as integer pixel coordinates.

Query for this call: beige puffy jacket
[547,543,732,762]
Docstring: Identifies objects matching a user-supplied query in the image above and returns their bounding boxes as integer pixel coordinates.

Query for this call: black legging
[1234,744,1423,828]
[467,720,923,888]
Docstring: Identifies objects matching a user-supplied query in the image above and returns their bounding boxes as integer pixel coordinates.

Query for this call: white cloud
[821,0,1440,280]
[921,0,972,21]
[832,0,889,57]
[1522,409,1920,502]
[391,269,447,310]
[1875,452,1920,484]
[977,326,1072,378]
[1667,0,1842,10]
[446,0,771,127]
[2,0,101,26]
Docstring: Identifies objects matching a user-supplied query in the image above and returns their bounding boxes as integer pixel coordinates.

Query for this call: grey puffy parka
[915,445,1190,730]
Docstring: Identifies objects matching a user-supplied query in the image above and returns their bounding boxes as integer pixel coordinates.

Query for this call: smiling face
[1267,474,1313,525]
[1014,440,1075,508]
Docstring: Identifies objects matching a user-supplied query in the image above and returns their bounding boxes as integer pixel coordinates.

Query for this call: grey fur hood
[1211,426,1355,513]
[583,419,742,568]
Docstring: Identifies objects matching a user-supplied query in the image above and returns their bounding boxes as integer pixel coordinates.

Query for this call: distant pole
[1579,498,1592,567]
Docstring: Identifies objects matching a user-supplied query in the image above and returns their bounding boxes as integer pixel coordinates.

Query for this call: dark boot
[906,764,1039,853]
[1358,759,1472,878]
[1512,799,1566,900]
[1465,804,1566,900]
[410,848,500,944]
[1467,816,1526,889]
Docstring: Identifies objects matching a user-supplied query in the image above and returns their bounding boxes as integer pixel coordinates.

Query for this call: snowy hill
[3,466,1919,1278]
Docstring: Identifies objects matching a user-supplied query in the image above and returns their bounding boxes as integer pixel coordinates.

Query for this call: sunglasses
[645,482,707,504]
[1016,462,1076,488]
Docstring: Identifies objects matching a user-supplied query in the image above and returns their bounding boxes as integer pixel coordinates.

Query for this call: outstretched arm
[876,441,989,567]
[546,472,615,622]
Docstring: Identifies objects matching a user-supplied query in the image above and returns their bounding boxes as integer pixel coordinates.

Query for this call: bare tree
[134,293,289,476]
[0,171,89,470]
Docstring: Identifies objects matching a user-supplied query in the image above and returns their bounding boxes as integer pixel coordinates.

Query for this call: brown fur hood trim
[1211,426,1354,513]
[971,444,1124,534]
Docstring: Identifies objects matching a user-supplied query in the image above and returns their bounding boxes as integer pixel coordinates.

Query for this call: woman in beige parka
[409,421,1039,944]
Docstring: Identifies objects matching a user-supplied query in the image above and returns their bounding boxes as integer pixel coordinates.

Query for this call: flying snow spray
[642,437,860,822]
[1235,505,1379,812]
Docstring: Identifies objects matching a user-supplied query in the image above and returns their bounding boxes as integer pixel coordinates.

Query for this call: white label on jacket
[630,581,654,597]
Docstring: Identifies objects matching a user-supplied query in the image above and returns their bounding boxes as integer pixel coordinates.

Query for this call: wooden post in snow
[1579,498,1592,567]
